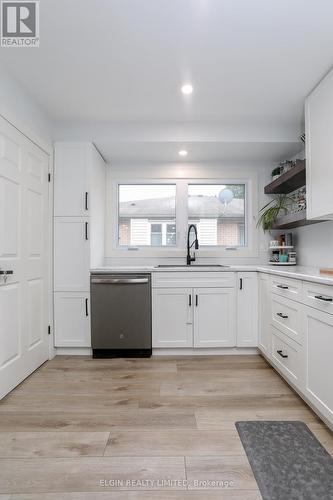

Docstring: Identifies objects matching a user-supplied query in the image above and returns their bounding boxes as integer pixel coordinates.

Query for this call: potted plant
[257,195,291,232]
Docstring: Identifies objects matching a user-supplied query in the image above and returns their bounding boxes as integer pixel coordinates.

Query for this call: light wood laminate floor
[0,355,332,499]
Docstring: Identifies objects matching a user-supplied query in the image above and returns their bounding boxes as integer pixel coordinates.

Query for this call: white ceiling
[1,0,332,162]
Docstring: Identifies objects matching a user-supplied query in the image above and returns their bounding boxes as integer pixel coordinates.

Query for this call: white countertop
[91,265,333,286]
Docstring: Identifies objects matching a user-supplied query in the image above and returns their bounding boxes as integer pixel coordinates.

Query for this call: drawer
[271,294,303,345]
[270,275,302,302]
[302,281,333,315]
[271,326,302,388]
[152,272,236,289]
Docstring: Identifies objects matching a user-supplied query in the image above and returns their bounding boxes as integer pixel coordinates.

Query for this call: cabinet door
[306,68,333,220]
[303,306,333,425]
[54,292,91,347]
[258,273,271,356]
[193,288,236,347]
[54,143,89,217]
[237,273,258,347]
[152,288,193,348]
[54,218,90,291]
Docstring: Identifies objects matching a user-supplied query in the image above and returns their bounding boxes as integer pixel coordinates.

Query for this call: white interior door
[0,117,49,399]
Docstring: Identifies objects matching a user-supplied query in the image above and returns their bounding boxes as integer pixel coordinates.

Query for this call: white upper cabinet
[305,68,333,220]
[54,143,90,217]
[237,272,258,347]
[193,287,236,348]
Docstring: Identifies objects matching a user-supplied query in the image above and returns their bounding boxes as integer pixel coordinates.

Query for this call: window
[118,184,176,247]
[188,184,246,246]
[115,181,250,252]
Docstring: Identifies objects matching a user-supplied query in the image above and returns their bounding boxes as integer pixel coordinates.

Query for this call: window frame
[110,177,258,258]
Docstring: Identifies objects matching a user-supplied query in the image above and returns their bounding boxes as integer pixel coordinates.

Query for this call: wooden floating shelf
[265,159,306,194]
[272,210,326,230]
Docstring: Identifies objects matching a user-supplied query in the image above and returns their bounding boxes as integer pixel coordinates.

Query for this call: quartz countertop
[90,264,333,286]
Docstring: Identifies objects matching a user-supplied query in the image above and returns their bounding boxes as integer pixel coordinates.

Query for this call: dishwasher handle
[91,277,149,284]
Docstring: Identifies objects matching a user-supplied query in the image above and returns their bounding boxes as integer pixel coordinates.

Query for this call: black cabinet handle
[277,284,289,289]
[239,278,243,290]
[189,294,192,307]
[277,312,288,319]
[85,192,89,211]
[85,298,89,317]
[315,295,333,302]
[0,270,13,275]
[195,294,198,306]
[277,349,288,359]
[85,222,89,240]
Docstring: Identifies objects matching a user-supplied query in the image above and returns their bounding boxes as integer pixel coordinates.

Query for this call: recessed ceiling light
[181,84,193,95]
[179,150,188,157]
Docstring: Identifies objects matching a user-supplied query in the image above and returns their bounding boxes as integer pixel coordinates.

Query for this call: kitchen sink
[155,264,230,268]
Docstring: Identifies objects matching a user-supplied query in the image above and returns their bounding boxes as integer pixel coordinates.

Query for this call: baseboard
[152,347,259,356]
[56,347,92,356]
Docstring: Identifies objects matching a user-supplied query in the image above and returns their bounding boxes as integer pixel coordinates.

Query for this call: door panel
[152,288,193,348]
[194,288,236,347]
[0,282,20,367]
[237,272,258,347]
[0,118,49,399]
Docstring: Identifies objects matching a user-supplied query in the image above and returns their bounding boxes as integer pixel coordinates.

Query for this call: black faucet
[187,224,199,265]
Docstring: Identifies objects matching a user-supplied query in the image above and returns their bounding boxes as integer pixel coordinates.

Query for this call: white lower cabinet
[194,287,236,347]
[54,292,91,347]
[303,306,333,424]
[237,273,258,347]
[258,273,271,356]
[152,288,193,348]
[152,282,237,349]
[271,326,302,390]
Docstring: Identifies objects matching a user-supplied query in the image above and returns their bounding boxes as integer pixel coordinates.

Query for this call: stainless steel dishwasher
[90,273,152,358]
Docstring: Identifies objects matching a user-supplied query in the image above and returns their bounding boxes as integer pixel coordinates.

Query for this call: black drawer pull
[0,270,13,275]
[277,312,288,319]
[277,350,288,359]
[195,294,198,307]
[85,222,89,240]
[314,295,333,302]
[189,294,192,307]
[277,284,289,289]
[85,192,89,211]
[85,298,89,317]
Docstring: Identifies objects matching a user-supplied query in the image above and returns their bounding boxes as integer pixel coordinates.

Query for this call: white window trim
[108,176,259,258]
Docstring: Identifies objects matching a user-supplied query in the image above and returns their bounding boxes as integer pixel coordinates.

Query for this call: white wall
[293,221,333,267]
[0,62,52,150]
[105,161,272,266]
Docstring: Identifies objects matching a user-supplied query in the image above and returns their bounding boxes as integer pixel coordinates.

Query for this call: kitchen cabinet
[271,326,302,390]
[53,142,106,347]
[152,288,193,348]
[54,217,90,292]
[152,272,237,349]
[305,67,333,220]
[237,272,258,347]
[194,287,236,347]
[54,143,92,217]
[54,292,91,347]
[258,273,271,356]
[303,306,333,425]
